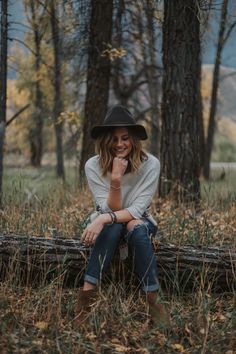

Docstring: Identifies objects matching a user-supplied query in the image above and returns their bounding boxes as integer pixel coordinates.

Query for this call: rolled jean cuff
[84,274,99,285]
[142,283,159,292]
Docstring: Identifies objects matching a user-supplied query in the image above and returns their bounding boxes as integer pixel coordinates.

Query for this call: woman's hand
[81,214,109,246]
[111,157,128,182]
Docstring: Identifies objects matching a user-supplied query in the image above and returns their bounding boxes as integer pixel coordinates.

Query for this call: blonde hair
[95,127,147,176]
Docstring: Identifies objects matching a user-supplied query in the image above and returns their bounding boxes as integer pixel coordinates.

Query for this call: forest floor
[0,162,235,354]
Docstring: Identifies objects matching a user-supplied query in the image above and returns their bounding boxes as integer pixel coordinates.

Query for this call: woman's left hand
[81,215,105,246]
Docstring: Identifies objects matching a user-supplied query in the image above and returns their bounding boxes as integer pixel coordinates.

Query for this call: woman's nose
[116,138,123,146]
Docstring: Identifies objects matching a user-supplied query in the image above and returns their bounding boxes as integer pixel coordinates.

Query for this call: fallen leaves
[154,199,236,247]
[35,321,48,330]
[171,343,185,352]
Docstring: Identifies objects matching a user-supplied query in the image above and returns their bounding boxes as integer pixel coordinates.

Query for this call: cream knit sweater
[85,153,160,225]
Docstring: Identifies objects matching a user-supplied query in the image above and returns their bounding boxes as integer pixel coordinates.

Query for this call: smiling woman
[111,128,132,158]
[75,105,170,329]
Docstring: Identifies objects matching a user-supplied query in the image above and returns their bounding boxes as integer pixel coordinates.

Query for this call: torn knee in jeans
[124,222,150,243]
[126,220,143,232]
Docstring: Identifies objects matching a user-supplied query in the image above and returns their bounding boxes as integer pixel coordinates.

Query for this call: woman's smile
[112,128,132,158]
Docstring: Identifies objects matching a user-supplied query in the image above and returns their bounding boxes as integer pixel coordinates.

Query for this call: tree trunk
[144,0,160,157]
[199,95,205,172]
[27,0,44,167]
[50,0,64,179]
[79,0,113,176]
[0,0,8,206]
[111,0,128,106]
[159,0,202,204]
[203,0,228,180]
[0,235,235,292]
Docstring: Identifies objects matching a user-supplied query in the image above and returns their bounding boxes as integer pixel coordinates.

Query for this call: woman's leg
[84,222,123,287]
[125,220,159,291]
[75,222,123,325]
[125,220,170,328]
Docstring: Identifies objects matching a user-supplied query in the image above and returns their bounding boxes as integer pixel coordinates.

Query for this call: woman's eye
[123,137,129,141]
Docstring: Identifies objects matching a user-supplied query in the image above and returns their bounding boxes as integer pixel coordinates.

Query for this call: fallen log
[0,235,235,291]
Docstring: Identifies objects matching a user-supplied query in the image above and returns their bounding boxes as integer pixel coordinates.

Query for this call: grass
[0,281,235,353]
[0,164,235,353]
[201,168,236,209]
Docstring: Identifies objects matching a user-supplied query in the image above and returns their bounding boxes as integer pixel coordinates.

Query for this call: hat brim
[90,124,148,140]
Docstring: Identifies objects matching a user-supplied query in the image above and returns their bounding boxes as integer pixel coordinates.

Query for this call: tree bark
[0,0,8,206]
[203,0,228,180]
[144,0,160,157]
[0,235,235,292]
[160,0,202,204]
[50,0,65,179]
[111,0,130,107]
[26,0,44,167]
[79,0,113,177]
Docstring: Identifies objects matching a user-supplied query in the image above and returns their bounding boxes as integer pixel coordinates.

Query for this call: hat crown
[104,105,135,125]
[90,104,148,140]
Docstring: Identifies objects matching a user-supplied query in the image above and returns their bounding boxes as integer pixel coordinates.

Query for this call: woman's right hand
[111,157,128,182]
[81,214,107,246]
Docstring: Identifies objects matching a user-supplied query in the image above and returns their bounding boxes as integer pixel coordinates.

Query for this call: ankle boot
[147,293,171,329]
[74,288,97,326]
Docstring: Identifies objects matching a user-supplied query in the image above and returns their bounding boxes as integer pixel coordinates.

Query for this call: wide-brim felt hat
[90,105,148,140]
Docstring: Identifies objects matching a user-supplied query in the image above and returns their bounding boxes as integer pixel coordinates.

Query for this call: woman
[76,105,170,328]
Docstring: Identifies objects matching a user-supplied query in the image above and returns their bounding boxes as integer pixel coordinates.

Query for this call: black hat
[90,105,148,140]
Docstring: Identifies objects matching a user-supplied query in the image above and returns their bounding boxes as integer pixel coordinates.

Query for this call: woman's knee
[126,221,150,245]
[94,222,123,249]
[126,219,143,232]
[104,222,123,231]
[102,222,123,240]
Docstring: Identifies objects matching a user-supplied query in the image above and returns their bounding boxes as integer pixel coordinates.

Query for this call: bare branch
[6,104,30,127]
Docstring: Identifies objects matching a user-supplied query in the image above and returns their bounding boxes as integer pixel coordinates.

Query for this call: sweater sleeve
[125,157,160,219]
[85,157,112,213]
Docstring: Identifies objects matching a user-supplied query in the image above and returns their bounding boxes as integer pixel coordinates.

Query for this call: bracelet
[107,212,114,225]
[109,211,118,223]
[110,184,121,190]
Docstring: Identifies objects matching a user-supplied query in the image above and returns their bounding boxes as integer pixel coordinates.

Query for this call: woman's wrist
[110,179,121,189]
[110,184,121,190]
[99,213,113,225]
[111,176,121,184]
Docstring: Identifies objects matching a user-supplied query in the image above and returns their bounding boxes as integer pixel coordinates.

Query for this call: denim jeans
[84,219,159,292]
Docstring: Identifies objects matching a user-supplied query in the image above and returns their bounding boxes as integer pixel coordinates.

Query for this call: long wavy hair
[95,127,147,176]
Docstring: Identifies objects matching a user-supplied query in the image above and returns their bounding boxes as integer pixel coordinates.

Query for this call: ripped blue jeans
[84,219,159,292]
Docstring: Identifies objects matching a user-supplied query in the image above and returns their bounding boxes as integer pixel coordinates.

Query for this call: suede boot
[74,288,97,326]
[147,293,171,329]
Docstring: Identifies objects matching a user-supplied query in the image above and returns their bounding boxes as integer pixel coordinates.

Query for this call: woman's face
[111,127,133,158]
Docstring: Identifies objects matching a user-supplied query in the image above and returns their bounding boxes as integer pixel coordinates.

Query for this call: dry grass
[0,280,235,353]
[0,166,235,353]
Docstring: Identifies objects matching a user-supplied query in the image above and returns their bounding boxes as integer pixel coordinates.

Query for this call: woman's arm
[81,209,133,246]
[82,157,132,245]
[107,180,122,211]
[107,157,128,211]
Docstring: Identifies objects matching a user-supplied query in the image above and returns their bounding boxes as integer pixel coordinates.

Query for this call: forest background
[0,0,236,353]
